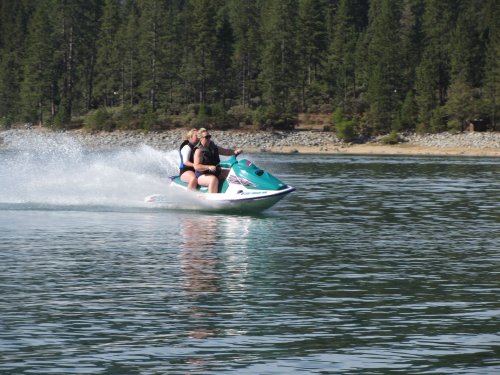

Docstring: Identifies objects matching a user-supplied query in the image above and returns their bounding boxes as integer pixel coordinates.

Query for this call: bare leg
[187,176,198,190]
[181,171,198,190]
[198,174,219,193]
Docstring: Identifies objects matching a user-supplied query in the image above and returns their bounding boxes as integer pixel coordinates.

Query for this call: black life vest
[179,140,196,174]
[195,141,220,175]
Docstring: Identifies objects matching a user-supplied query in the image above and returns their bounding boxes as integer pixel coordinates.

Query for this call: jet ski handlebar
[218,155,239,169]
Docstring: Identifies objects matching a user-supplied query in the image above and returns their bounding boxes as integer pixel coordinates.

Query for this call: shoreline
[259,144,500,157]
[1,127,499,157]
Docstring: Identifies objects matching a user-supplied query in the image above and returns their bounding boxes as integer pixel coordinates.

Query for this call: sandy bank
[1,128,499,157]
[261,144,500,157]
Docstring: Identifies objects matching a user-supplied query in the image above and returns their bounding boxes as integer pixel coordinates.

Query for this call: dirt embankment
[1,127,499,157]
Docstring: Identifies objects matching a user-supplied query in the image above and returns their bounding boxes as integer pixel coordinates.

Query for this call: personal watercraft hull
[145,156,295,213]
[169,179,295,212]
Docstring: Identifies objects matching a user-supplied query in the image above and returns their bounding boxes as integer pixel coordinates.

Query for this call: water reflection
[179,214,252,299]
[177,214,255,370]
[179,215,218,343]
[180,215,219,294]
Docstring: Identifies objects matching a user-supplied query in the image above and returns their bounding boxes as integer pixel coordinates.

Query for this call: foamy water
[0,132,191,210]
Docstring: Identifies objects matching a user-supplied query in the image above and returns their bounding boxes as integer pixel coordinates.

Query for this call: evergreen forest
[0,0,499,136]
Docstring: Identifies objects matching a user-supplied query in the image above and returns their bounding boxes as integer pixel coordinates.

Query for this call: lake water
[1,133,499,374]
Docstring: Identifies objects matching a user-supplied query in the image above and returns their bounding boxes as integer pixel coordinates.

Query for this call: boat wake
[0,132,195,212]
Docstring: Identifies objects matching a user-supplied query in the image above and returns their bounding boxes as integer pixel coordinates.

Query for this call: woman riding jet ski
[145,129,294,212]
[171,129,294,212]
[193,128,242,194]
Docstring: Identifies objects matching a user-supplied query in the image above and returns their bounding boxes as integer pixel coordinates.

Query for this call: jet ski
[146,155,294,213]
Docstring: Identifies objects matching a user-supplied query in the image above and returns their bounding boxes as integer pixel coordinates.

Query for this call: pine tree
[214,8,235,109]
[414,48,436,130]
[228,0,262,108]
[445,80,478,131]
[158,1,184,113]
[20,0,56,125]
[0,0,497,133]
[449,1,485,87]
[119,0,141,107]
[446,1,487,131]
[297,0,328,111]
[365,0,403,133]
[399,0,424,96]
[414,0,456,131]
[50,0,102,126]
[328,0,360,112]
[0,0,31,123]
[79,0,103,114]
[137,0,169,111]
[482,0,500,130]
[259,0,299,126]
[94,0,121,107]
[189,0,218,105]
[400,90,418,130]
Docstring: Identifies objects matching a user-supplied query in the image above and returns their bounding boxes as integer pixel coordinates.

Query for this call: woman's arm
[218,146,242,156]
[194,149,216,172]
[180,145,194,167]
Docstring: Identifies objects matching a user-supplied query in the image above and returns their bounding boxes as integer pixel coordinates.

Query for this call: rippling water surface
[0,134,499,374]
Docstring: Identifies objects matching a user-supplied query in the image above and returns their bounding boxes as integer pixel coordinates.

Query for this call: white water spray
[0,132,188,210]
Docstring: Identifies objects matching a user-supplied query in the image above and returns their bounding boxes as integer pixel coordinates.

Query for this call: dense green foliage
[0,0,498,134]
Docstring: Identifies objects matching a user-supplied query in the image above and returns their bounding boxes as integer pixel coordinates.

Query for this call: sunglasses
[203,135,212,139]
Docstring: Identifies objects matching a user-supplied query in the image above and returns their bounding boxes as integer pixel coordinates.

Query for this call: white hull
[173,182,294,212]
[145,184,294,213]
[145,156,294,213]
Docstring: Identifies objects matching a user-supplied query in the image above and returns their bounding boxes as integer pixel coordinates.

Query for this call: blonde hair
[197,127,207,136]
[186,128,198,139]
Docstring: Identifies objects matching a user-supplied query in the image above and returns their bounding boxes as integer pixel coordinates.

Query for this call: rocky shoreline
[1,127,499,156]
